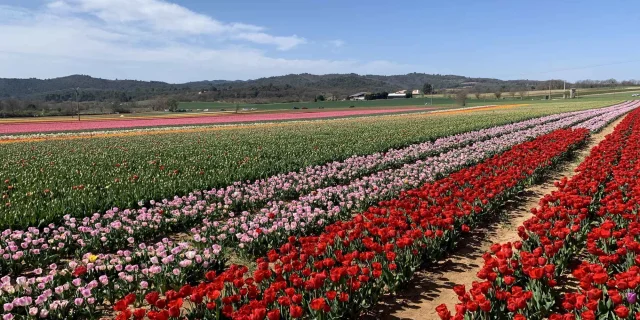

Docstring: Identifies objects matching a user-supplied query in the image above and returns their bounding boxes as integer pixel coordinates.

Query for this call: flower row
[552,107,640,319]
[111,127,590,320]
[440,106,640,319]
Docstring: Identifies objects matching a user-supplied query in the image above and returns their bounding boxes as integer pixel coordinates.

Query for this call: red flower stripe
[445,108,640,320]
[550,109,640,319]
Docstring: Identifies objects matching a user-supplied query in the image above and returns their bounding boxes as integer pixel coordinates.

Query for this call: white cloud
[328,39,345,48]
[233,33,307,51]
[47,0,303,48]
[0,3,411,82]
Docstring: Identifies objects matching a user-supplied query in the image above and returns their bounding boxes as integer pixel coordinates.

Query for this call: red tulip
[435,304,451,320]
[72,266,87,277]
[614,305,630,318]
[289,305,303,318]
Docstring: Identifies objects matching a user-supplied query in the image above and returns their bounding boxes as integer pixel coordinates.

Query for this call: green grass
[179,98,444,110]
[179,87,640,112]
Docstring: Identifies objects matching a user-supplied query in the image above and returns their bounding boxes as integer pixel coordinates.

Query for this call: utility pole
[75,87,80,121]
[431,89,433,106]
[563,80,566,99]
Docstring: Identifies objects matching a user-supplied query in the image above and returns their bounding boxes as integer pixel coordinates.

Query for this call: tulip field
[2,99,640,319]
[0,100,612,228]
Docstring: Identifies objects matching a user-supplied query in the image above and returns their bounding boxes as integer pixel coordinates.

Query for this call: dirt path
[361,117,624,320]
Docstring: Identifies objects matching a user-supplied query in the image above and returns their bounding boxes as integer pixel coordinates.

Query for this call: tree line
[2,73,639,117]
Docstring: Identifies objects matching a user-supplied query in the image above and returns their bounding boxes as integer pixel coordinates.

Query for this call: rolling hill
[0,73,548,102]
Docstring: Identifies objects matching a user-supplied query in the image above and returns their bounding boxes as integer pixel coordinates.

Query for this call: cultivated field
[1,97,640,320]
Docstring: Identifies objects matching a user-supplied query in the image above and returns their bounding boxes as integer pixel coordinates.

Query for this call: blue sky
[1,0,639,82]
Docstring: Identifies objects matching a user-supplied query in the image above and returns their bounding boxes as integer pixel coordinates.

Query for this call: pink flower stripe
[0,108,428,134]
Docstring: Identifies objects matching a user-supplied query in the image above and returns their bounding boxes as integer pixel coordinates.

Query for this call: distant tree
[316,95,325,101]
[5,99,19,114]
[455,90,469,106]
[405,91,413,98]
[149,98,166,111]
[112,102,131,114]
[494,90,503,99]
[518,88,528,100]
[473,88,482,99]
[167,98,179,112]
[509,88,517,99]
[423,83,433,95]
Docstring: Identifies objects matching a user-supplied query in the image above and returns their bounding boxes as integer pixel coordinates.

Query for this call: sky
[0,0,639,83]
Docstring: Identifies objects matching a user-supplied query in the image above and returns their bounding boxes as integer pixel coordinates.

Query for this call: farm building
[388,90,409,99]
[348,92,368,100]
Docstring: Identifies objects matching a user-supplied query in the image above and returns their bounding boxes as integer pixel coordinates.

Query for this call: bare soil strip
[361,117,624,320]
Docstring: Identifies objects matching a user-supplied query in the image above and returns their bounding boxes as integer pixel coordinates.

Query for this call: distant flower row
[0,107,426,135]
[0,113,424,141]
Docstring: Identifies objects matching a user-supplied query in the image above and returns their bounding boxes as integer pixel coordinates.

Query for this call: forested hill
[0,73,552,102]
[1,73,629,104]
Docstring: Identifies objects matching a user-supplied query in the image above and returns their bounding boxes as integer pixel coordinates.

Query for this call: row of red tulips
[440,108,640,320]
[552,108,640,319]
[113,127,590,320]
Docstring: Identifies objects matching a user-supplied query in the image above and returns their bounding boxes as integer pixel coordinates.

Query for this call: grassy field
[0,98,622,228]
[178,98,444,110]
[179,87,640,111]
